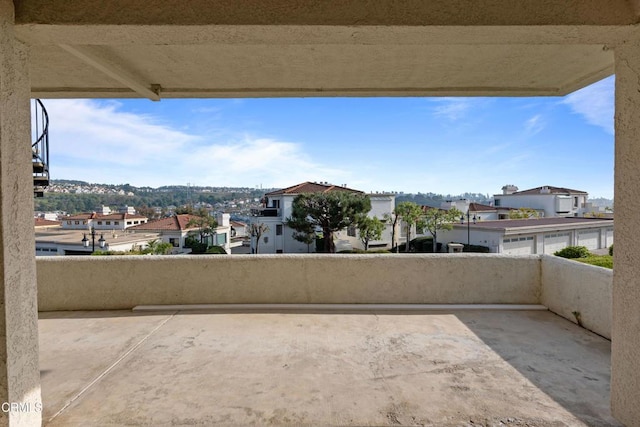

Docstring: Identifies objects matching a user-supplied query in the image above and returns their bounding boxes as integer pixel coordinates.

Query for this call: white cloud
[524,114,545,136]
[562,76,614,134]
[431,98,473,121]
[44,99,351,188]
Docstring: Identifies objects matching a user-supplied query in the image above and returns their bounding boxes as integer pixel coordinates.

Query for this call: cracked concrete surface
[38,309,620,426]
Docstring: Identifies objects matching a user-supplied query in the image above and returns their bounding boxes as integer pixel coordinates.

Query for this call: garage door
[503,236,535,255]
[578,230,600,250]
[544,232,571,254]
[606,228,614,247]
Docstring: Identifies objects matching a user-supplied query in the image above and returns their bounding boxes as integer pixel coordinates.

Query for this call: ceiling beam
[58,44,161,101]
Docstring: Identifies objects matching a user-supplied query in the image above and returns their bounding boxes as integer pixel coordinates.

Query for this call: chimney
[502,185,518,195]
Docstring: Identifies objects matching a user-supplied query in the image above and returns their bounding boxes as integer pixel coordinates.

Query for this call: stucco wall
[540,255,612,339]
[36,254,541,311]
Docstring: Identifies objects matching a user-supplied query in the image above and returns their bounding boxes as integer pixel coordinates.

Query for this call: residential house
[128,213,232,254]
[61,212,149,231]
[493,185,593,218]
[250,182,395,253]
[230,220,248,239]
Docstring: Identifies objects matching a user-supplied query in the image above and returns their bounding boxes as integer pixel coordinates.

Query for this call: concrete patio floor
[38,309,620,426]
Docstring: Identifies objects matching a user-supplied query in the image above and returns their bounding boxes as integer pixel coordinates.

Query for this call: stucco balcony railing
[36,254,616,426]
[36,254,612,339]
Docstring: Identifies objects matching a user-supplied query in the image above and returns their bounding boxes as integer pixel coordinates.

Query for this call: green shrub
[205,245,227,254]
[609,244,613,256]
[456,243,491,253]
[185,236,208,254]
[576,255,613,269]
[554,245,590,259]
[339,248,392,254]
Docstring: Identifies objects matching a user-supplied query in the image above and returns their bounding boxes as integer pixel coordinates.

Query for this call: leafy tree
[394,201,424,252]
[185,235,208,254]
[186,209,218,245]
[136,204,159,220]
[249,222,270,254]
[144,239,173,255]
[356,215,385,251]
[287,192,371,253]
[422,207,462,252]
[176,205,194,215]
[285,218,316,253]
[383,212,401,253]
[508,207,540,219]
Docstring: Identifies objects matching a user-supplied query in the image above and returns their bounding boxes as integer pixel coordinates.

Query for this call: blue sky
[43,75,614,198]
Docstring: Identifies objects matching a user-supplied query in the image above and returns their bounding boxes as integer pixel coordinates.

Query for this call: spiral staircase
[32,99,49,198]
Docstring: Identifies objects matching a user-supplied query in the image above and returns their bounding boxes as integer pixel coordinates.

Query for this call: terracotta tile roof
[265,181,363,196]
[34,218,61,227]
[64,213,96,220]
[128,214,200,231]
[507,186,588,196]
[230,220,247,228]
[64,212,147,221]
[468,202,497,212]
[98,213,148,220]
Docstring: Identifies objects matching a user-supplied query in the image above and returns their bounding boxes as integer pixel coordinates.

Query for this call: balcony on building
[250,207,281,217]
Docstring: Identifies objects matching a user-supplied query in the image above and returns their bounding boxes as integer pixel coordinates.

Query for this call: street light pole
[82,226,106,253]
[460,211,478,249]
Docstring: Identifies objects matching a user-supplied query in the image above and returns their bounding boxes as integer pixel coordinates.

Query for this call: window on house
[347,225,357,237]
[67,221,71,225]
[276,249,283,254]
[400,222,407,237]
[276,224,283,235]
[114,221,119,225]
[106,221,111,225]
[217,233,227,245]
[169,238,179,247]
[97,221,102,225]
[82,221,87,225]
[574,197,579,208]
[74,221,79,225]
[494,199,501,207]
[272,200,280,208]
[127,221,132,225]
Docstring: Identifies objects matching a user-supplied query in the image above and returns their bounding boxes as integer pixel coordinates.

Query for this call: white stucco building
[250,182,395,253]
[493,185,591,218]
[61,211,149,231]
[437,217,614,255]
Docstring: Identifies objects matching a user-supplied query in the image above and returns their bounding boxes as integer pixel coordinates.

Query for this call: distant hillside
[589,197,614,209]
[36,180,271,214]
[396,192,492,207]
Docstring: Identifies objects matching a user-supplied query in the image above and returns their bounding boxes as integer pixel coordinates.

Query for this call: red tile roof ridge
[128,214,202,231]
[265,181,363,196]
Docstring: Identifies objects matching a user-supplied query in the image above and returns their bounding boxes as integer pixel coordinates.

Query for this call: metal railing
[32,99,50,197]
